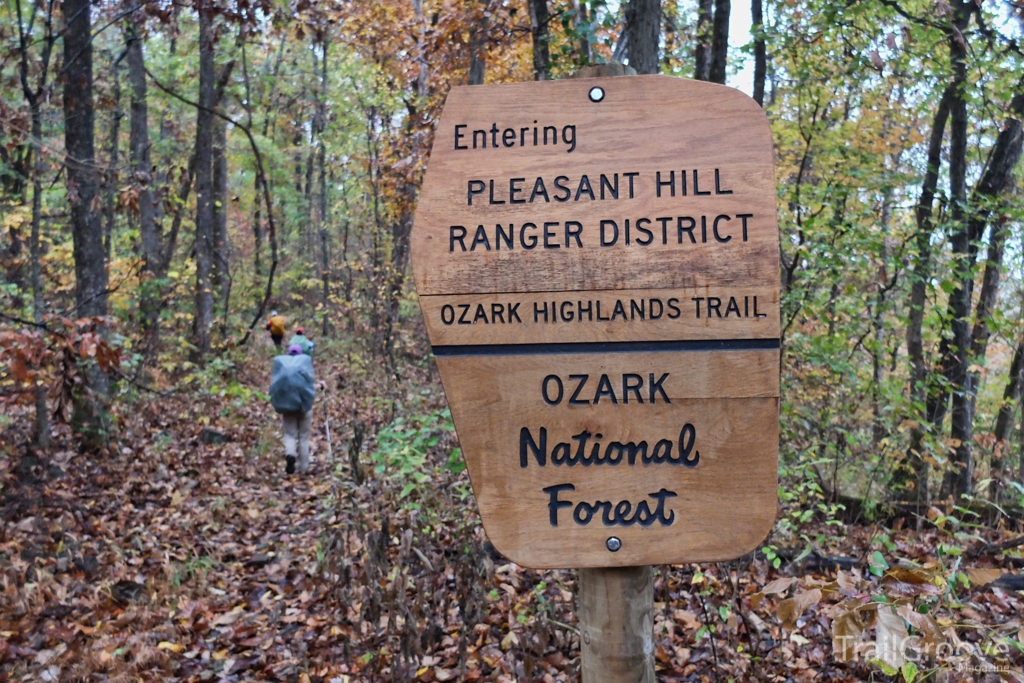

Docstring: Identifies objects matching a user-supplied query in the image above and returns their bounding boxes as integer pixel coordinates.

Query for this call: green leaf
[869,550,888,577]
[901,661,918,683]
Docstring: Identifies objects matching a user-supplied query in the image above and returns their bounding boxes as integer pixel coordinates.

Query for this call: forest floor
[1,339,1023,682]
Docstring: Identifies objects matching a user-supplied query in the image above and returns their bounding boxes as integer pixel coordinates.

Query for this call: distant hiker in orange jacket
[266,311,286,349]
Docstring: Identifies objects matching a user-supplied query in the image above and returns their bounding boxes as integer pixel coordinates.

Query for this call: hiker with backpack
[270,344,316,474]
[288,327,314,357]
[266,311,286,349]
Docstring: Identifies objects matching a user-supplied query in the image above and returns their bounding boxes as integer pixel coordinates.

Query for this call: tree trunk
[694,0,713,80]
[576,0,592,65]
[192,1,216,358]
[936,1,972,500]
[318,39,330,337]
[624,0,660,74]
[63,0,109,442]
[751,0,766,106]
[467,0,487,85]
[905,85,952,504]
[29,104,49,450]
[994,338,1024,499]
[212,117,229,321]
[528,0,551,80]
[126,20,161,333]
[708,0,730,84]
[103,61,122,261]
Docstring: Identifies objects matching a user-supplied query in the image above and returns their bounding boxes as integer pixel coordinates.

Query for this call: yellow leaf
[158,641,184,653]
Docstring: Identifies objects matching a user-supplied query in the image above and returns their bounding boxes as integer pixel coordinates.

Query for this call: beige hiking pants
[282,410,313,473]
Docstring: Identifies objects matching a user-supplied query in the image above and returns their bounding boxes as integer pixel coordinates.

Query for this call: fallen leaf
[875,605,908,671]
[157,641,184,653]
[965,568,1002,587]
[751,577,799,608]
[778,589,822,629]
[831,608,864,662]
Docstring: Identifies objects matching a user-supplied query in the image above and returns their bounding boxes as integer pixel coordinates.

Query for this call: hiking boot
[286,456,296,474]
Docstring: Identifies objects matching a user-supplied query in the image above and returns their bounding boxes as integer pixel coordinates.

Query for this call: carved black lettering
[624,171,639,198]
[715,168,732,194]
[692,297,704,318]
[520,222,538,249]
[473,303,489,324]
[542,375,563,405]
[533,301,548,323]
[677,424,699,467]
[450,225,467,251]
[491,303,506,323]
[542,482,574,525]
[509,178,526,204]
[630,299,645,320]
[508,302,522,323]
[553,176,571,202]
[677,216,696,244]
[693,169,711,195]
[656,170,675,197]
[594,374,618,404]
[635,218,654,245]
[657,217,671,244]
[649,298,663,320]
[470,225,491,251]
[667,298,681,319]
[725,296,741,317]
[569,374,590,405]
[467,180,485,206]
[600,220,619,246]
[521,427,547,468]
[578,300,593,321]
[713,214,732,242]
[441,305,455,325]
[707,296,722,317]
[502,128,516,147]
[622,374,644,404]
[560,301,574,322]
[530,177,550,203]
[565,221,583,247]
[458,304,471,324]
[544,222,560,249]
[488,179,505,205]
[649,373,670,403]
[737,213,752,241]
[495,224,514,250]
[575,175,595,201]
[600,173,619,199]
[454,124,468,150]
[611,300,627,321]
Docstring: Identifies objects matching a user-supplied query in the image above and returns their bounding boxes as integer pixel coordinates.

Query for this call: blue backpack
[270,355,316,414]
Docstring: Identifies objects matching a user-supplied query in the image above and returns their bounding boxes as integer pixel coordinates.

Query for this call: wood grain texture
[420,287,779,345]
[438,353,778,568]
[411,76,778,296]
[578,566,655,683]
[411,75,780,568]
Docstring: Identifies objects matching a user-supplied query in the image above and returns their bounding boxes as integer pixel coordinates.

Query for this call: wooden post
[578,566,655,682]
[566,63,653,683]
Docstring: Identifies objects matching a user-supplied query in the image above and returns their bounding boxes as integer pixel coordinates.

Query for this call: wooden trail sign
[412,75,779,569]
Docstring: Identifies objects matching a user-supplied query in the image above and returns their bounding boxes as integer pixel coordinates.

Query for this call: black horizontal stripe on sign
[431,338,781,357]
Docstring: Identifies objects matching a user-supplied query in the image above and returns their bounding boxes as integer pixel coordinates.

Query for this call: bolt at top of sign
[411,76,780,569]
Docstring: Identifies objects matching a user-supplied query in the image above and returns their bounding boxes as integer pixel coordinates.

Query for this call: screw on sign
[411,73,780,681]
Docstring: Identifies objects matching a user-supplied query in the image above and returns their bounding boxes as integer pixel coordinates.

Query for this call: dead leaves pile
[1,349,1023,682]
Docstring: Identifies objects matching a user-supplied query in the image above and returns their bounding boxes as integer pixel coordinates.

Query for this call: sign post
[411,73,779,678]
